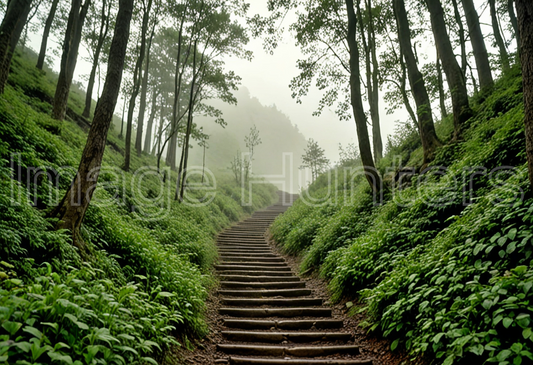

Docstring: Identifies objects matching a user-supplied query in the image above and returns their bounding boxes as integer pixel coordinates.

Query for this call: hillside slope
[0,49,278,365]
[270,66,533,365]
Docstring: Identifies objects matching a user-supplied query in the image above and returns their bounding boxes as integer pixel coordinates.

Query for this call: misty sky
[24,1,507,165]
[223,2,400,164]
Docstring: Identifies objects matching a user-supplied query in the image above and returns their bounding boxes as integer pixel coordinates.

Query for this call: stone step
[219,275,300,283]
[217,344,359,357]
[218,252,278,258]
[221,331,352,343]
[218,248,272,253]
[221,298,322,307]
[220,281,305,289]
[215,264,291,271]
[223,319,344,330]
[226,357,372,365]
[218,307,331,318]
[218,262,289,267]
[219,257,285,263]
[218,288,312,298]
[217,270,294,277]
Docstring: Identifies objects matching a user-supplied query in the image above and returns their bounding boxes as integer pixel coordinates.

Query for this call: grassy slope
[270,66,533,364]
[0,49,278,365]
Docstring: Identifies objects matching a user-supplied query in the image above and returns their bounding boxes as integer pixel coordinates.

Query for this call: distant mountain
[189,87,307,193]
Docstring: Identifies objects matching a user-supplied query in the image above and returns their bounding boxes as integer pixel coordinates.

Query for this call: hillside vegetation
[270,66,533,364]
[0,49,277,364]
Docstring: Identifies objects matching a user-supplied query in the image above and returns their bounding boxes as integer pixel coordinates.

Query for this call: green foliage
[0,49,279,364]
[270,64,531,364]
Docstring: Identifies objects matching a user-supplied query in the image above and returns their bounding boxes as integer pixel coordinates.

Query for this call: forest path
[205,191,374,365]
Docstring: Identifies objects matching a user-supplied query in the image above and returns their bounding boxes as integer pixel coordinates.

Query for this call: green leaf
[156,291,175,298]
[498,236,508,247]
[391,339,399,351]
[513,266,528,276]
[443,354,454,365]
[23,326,43,340]
[508,228,518,240]
[1,321,22,335]
[48,351,74,364]
[498,349,512,361]
[503,318,514,328]
[522,328,532,339]
[507,241,517,254]
[142,357,159,365]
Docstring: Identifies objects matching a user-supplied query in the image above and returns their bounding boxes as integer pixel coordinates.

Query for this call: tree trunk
[461,0,494,92]
[143,87,158,153]
[0,0,33,94]
[135,30,154,156]
[124,0,152,171]
[177,43,198,201]
[426,0,472,139]
[36,0,59,70]
[52,0,91,121]
[509,0,521,57]
[4,0,32,70]
[368,0,382,163]
[516,0,533,191]
[82,0,110,118]
[154,97,164,156]
[345,0,379,193]
[436,51,448,119]
[489,0,510,71]
[451,0,467,75]
[52,0,133,254]
[394,0,441,164]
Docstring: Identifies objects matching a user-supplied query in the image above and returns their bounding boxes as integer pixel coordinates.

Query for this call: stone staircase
[213,192,373,365]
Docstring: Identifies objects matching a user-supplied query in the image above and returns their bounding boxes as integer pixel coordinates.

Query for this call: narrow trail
[211,192,374,365]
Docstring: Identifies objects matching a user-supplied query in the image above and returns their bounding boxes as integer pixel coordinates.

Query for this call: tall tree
[516,0,533,191]
[461,0,493,91]
[357,0,382,162]
[51,0,91,120]
[52,0,133,253]
[300,139,329,182]
[0,0,33,94]
[489,0,510,71]
[346,0,379,192]
[82,0,113,118]
[394,0,441,163]
[425,0,472,139]
[134,21,156,156]
[124,0,153,171]
[36,0,59,70]
[509,0,521,56]
[450,0,467,75]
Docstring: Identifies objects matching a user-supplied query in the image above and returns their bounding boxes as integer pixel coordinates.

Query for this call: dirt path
[182,193,417,365]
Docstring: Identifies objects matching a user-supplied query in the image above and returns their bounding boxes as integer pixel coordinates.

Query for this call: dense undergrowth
[271,66,533,364]
[0,49,278,364]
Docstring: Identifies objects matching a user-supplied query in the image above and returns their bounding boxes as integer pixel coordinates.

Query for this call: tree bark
[52,0,133,254]
[143,87,158,153]
[0,0,33,94]
[394,0,441,164]
[436,51,448,119]
[368,0,382,163]
[36,0,59,70]
[82,0,111,118]
[451,0,467,75]
[489,0,510,71]
[135,29,155,156]
[52,0,91,121]
[516,0,533,191]
[124,0,152,171]
[461,0,494,92]
[426,0,472,139]
[509,0,521,57]
[345,0,380,193]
